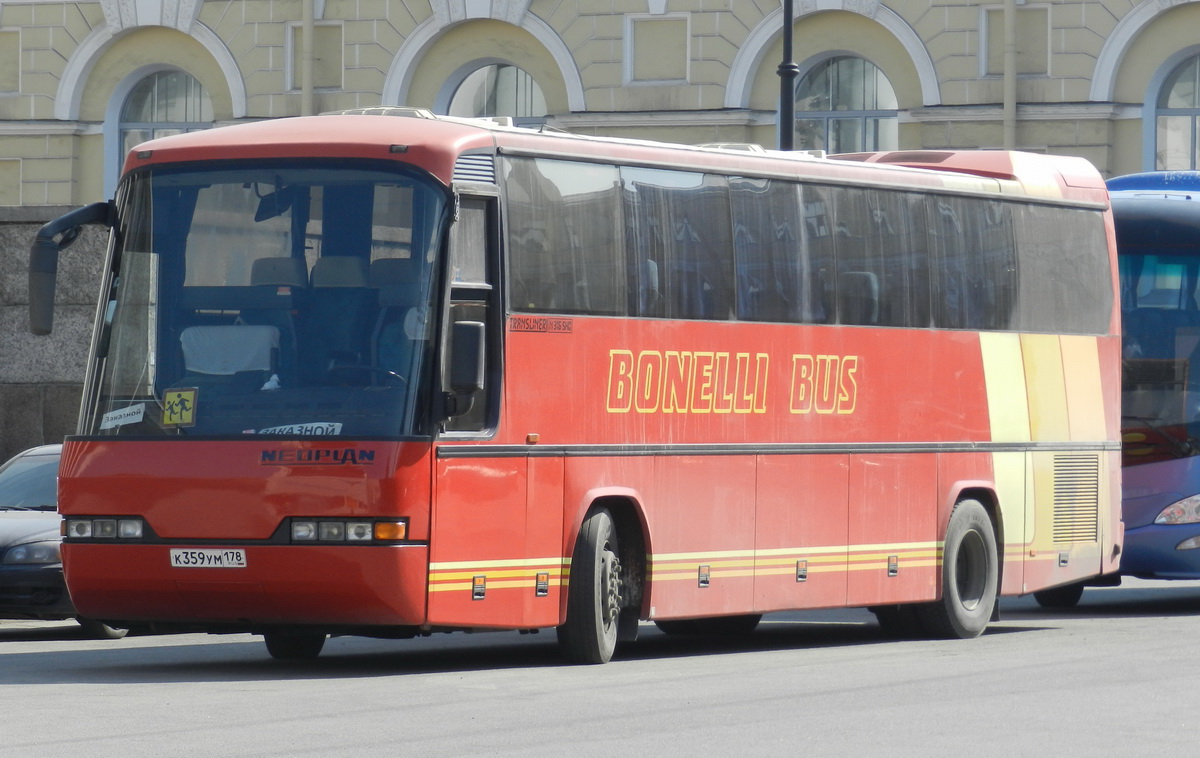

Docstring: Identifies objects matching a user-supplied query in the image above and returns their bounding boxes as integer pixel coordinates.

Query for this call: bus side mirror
[28,201,113,335]
[29,237,61,336]
[449,320,485,395]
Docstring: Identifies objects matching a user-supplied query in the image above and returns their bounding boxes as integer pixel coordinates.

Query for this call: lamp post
[777,0,798,150]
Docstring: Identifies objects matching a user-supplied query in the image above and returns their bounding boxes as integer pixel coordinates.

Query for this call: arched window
[120,70,213,157]
[1156,55,1200,170]
[793,56,898,154]
[448,64,546,126]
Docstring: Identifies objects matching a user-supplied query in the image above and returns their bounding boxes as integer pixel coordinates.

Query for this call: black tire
[77,617,128,640]
[557,508,623,664]
[654,614,762,636]
[1033,581,1085,608]
[617,608,641,642]
[871,605,927,639]
[914,499,998,639]
[264,630,326,660]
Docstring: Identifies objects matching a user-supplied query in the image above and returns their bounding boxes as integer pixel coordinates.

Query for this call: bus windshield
[86,160,449,438]
[1112,180,1200,464]
[1121,250,1200,461]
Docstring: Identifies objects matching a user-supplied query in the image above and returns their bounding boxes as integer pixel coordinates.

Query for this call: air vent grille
[1052,454,1100,543]
[454,154,496,183]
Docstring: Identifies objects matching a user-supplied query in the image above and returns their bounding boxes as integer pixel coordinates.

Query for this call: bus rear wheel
[915,499,998,639]
[264,630,327,660]
[557,507,622,664]
[871,605,926,639]
[1033,581,1085,608]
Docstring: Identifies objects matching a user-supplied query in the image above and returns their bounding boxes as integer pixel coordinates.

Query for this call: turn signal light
[374,521,408,541]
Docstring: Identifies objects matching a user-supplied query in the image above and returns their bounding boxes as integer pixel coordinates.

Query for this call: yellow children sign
[163,388,197,427]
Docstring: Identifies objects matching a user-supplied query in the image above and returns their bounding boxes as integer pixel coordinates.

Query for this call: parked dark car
[0,444,125,638]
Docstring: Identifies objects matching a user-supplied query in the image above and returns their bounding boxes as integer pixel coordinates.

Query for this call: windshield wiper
[1124,414,1196,458]
[0,504,56,512]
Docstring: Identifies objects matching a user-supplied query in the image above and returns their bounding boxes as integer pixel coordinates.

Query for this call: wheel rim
[954,529,988,611]
[600,547,621,628]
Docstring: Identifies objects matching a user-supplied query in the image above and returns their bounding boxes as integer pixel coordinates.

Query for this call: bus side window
[622,167,734,320]
[802,185,836,324]
[930,197,968,329]
[830,187,876,325]
[505,157,626,316]
[670,174,734,320]
[443,194,496,433]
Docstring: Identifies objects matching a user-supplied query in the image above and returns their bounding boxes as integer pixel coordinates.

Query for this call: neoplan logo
[260,449,377,466]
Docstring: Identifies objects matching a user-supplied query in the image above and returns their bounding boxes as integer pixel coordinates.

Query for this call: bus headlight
[65,519,93,538]
[288,518,407,543]
[118,519,144,539]
[3,540,62,565]
[291,521,318,541]
[64,517,146,539]
[346,522,373,541]
[318,522,346,541]
[1155,495,1200,524]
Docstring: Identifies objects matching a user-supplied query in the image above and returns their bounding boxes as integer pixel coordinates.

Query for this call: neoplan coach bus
[28,109,1121,661]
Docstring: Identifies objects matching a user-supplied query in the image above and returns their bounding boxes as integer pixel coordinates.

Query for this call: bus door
[428,190,565,629]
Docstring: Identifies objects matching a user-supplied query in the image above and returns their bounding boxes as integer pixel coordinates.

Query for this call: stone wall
[0,205,105,462]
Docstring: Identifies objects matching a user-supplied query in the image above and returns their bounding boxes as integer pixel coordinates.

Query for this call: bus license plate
[169,548,247,568]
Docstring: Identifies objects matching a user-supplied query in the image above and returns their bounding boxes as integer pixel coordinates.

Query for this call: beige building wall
[1,0,1199,204]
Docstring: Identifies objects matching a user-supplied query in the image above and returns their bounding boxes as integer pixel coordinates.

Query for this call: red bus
[28,110,1121,662]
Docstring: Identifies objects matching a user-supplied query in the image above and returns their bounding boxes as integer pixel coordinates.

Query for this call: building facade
[5,0,1200,205]
[2,0,1199,455]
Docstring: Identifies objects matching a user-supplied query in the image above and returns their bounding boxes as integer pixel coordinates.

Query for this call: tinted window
[622,167,734,320]
[929,196,1017,330]
[506,158,626,315]
[730,177,826,322]
[503,158,1111,336]
[1013,204,1110,334]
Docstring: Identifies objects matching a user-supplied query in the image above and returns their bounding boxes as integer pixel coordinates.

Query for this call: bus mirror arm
[28,201,114,335]
[445,320,485,416]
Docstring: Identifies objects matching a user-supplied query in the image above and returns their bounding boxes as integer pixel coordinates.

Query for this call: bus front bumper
[61,542,429,629]
[1120,523,1200,579]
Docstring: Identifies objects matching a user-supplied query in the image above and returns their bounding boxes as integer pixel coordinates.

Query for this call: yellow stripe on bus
[1060,335,1107,441]
[980,332,1031,443]
[426,539,1025,592]
[429,568,564,582]
[429,557,570,570]
[429,578,565,593]
[1021,333,1070,442]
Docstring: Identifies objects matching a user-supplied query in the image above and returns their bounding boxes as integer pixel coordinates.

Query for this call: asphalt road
[2,578,1199,757]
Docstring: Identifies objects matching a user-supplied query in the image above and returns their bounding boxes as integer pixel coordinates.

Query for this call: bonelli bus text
[603,348,857,416]
[28,108,1121,663]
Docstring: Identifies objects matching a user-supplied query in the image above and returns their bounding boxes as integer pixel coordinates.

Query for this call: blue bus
[1039,171,1200,606]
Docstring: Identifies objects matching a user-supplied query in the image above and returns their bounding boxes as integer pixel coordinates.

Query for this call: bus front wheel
[557,507,622,664]
[916,499,998,639]
[77,617,128,640]
[264,630,326,660]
